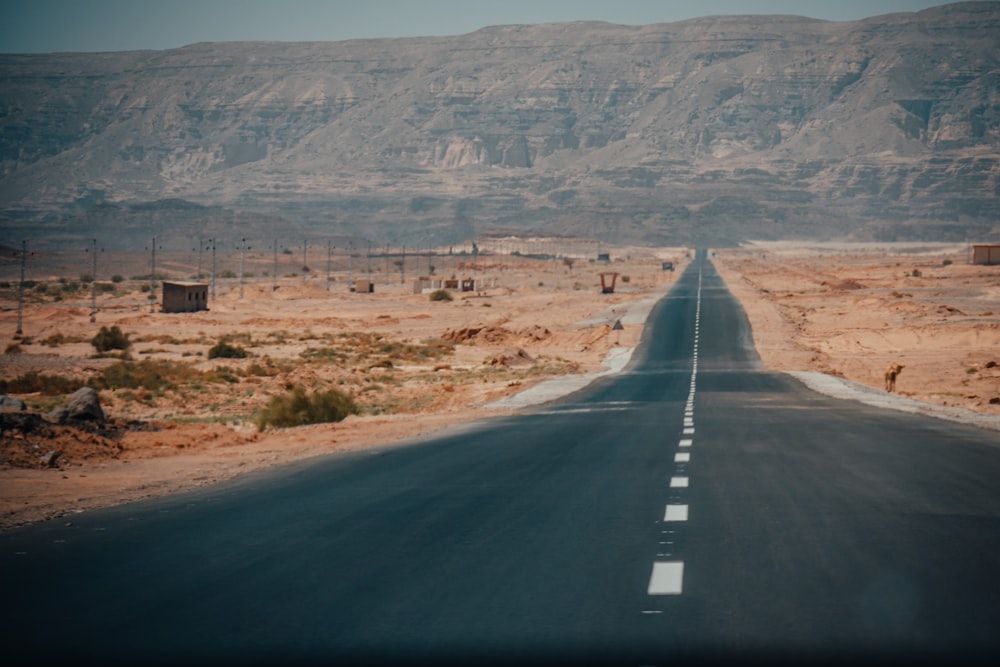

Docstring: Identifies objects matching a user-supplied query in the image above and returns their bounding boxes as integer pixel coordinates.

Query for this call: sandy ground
[3,241,998,531]
[1,246,684,530]
[712,242,1000,417]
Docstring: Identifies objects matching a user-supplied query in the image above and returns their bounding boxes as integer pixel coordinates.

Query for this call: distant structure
[599,272,619,294]
[353,278,374,293]
[972,244,1000,265]
[161,281,208,313]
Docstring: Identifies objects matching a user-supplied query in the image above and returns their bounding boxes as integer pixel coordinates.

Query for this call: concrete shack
[972,245,1000,265]
[353,278,374,293]
[162,281,208,313]
[413,277,443,294]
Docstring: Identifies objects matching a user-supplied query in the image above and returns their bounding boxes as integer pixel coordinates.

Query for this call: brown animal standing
[884,363,904,392]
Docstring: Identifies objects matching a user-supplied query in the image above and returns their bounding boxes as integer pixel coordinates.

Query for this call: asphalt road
[3,251,1000,666]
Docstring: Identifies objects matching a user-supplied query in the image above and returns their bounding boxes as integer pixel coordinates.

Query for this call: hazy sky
[0,0,972,54]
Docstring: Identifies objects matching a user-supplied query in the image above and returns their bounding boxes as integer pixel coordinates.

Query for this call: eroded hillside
[1,3,998,247]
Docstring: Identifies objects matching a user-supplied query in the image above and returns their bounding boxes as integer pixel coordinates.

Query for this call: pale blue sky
[0,0,973,53]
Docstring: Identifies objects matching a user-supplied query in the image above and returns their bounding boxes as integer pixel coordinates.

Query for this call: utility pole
[195,238,204,279]
[400,245,406,283]
[147,236,161,313]
[15,240,28,336]
[210,238,217,300]
[238,238,248,299]
[302,240,308,284]
[272,239,279,291]
[86,239,102,323]
[327,240,333,291]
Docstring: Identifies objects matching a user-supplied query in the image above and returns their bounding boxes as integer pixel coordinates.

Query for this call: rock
[1,411,45,435]
[56,387,105,423]
[0,395,27,413]
[485,348,534,367]
[39,451,61,467]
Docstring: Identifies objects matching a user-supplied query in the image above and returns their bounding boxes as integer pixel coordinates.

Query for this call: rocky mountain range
[1,1,998,249]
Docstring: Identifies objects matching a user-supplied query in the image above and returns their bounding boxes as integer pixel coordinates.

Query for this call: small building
[413,277,443,294]
[972,245,1000,265]
[161,281,208,313]
[353,279,374,293]
[597,253,611,262]
[599,272,619,294]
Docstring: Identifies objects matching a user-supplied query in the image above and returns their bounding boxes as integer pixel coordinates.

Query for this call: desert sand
[1,245,684,530]
[713,242,1000,416]
[3,242,998,531]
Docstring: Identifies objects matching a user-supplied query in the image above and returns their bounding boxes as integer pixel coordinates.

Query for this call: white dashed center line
[664,504,689,521]
[647,264,703,600]
[648,562,684,595]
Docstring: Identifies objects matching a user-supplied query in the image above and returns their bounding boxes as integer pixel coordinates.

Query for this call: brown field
[2,241,998,532]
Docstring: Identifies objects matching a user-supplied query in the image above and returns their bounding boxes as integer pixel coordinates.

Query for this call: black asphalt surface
[3,251,1000,666]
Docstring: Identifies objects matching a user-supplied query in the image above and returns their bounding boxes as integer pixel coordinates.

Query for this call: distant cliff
[2,2,998,248]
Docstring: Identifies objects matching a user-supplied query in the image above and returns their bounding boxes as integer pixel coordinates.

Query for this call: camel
[885,363,904,392]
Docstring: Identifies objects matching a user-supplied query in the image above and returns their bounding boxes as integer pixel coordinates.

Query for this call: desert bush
[0,371,84,395]
[94,359,198,392]
[208,340,249,359]
[376,338,453,362]
[204,368,241,384]
[41,333,73,347]
[111,274,124,283]
[5,342,22,354]
[301,346,349,362]
[91,325,131,352]
[911,268,922,277]
[245,361,283,377]
[942,259,953,266]
[255,385,358,431]
[429,289,453,302]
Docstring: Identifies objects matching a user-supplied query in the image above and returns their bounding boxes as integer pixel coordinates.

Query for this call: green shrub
[208,340,249,359]
[256,385,358,431]
[111,274,124,283]
[91,325,131,352]
[429,289,453,302]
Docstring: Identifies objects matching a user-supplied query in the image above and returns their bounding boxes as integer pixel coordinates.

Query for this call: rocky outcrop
[1,3,998,246]
[48,387,105,424]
